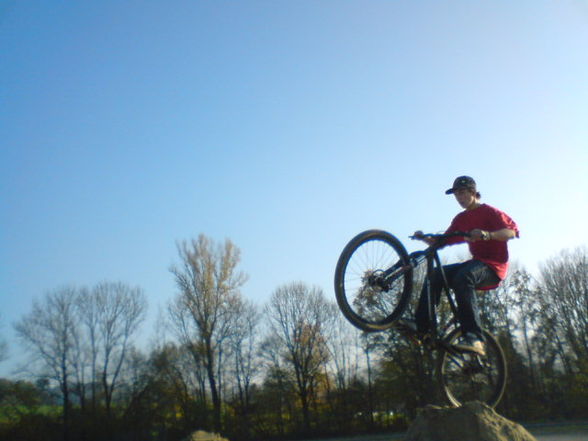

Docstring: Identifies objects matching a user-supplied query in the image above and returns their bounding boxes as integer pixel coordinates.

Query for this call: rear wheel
[438,328,507,408]
[334,230,413,332]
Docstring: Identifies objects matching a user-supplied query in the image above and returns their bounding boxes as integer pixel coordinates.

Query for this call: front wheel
[438,328,507,408]
[334,230,413,332]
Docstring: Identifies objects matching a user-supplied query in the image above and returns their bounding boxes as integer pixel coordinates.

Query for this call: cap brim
[445,188,455,195]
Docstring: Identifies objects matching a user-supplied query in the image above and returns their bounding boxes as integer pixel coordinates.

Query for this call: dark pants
[415,260,500,337]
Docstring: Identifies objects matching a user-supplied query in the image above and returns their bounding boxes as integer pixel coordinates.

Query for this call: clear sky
[1,1,587,376]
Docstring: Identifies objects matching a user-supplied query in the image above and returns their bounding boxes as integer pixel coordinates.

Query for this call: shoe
[453,333,486,356]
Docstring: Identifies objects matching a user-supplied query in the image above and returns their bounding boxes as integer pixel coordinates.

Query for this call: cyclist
[403,176,519,355]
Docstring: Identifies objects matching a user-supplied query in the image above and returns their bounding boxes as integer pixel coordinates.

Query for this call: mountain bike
[334,229,507,408]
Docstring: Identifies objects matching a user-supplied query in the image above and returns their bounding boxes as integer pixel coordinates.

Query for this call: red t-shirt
[444,204,519,280]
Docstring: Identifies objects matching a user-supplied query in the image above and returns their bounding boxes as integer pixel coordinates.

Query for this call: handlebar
[409,231,471,241]
[404,231,471,265]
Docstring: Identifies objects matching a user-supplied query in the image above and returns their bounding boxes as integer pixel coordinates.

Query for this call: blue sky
[1,1,587,376]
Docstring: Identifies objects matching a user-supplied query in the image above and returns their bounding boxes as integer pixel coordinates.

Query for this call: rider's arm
[490,228,517,241]
[469,228,517,242]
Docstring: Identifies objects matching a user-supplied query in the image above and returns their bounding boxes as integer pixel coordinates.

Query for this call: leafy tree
[169,234,248,432]
[264,282,334,435]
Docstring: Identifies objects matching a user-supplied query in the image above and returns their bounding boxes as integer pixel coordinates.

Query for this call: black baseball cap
[445,176,476,195]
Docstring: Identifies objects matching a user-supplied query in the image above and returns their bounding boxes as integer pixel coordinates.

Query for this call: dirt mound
[404,401,537,441]
[182,430,229,441]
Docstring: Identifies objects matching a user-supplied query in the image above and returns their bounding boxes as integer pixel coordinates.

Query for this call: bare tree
[326,313,361,393]
[264,282,334,434]
[14,286,80,441]
[169,234,248,432]
[76,286,99,411]
[506,268,540,383]
[14,282,147,432]
[537,247,588,367]
[83,282,147,415]
[230,299,260,413]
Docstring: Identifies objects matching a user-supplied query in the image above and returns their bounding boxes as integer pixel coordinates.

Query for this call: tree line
[1,234,587,441]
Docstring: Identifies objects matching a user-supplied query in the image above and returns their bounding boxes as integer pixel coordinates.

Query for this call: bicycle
[334,229,507,408]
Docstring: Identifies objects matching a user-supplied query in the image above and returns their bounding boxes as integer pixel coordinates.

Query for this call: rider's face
[454,188,477,210]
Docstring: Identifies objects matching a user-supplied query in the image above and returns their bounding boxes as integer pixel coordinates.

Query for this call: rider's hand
[413,230,436,245]
[468,229,487,242]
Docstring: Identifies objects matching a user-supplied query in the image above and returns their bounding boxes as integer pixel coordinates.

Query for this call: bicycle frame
[404,232,469,346]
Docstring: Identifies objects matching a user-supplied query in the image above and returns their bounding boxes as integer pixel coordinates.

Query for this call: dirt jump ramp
[405,401,537,441]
